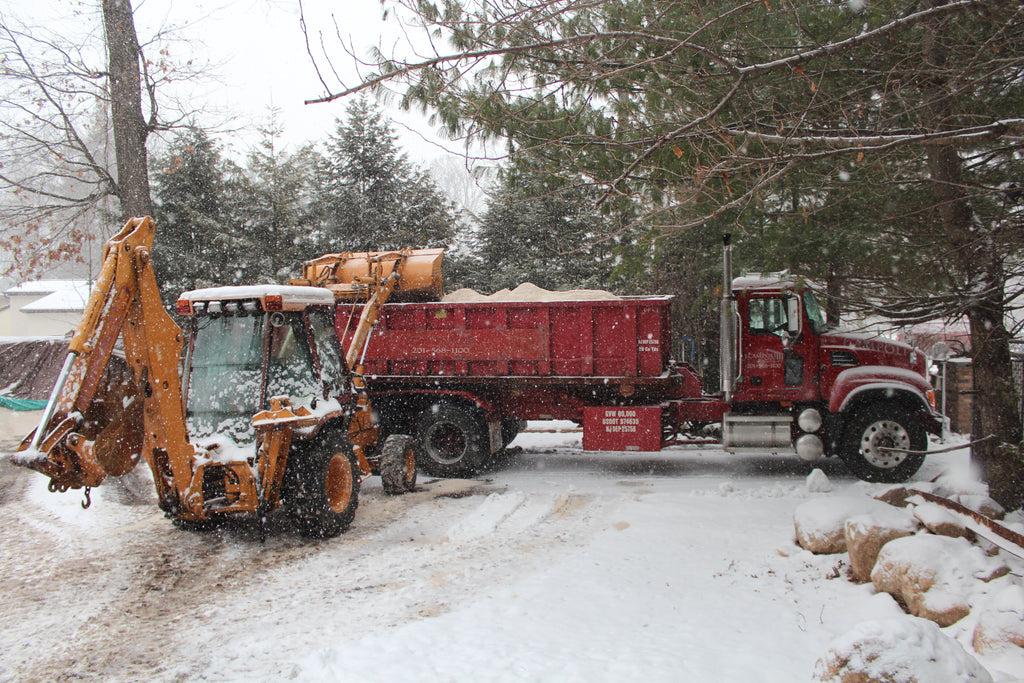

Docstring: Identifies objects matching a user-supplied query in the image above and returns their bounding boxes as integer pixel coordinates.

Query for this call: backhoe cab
[14,217,418,538]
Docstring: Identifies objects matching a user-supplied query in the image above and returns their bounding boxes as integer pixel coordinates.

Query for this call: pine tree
[228,109,318,284]
[477,163,627,293]
[314,98,456,252]
[152,127,235,297]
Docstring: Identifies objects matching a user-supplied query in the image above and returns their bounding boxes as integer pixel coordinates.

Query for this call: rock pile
[794,481,1022,682]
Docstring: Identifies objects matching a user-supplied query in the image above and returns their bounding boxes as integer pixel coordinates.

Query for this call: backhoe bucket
[293,248,444,302]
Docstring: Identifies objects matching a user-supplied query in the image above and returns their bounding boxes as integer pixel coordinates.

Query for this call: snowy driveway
[0,426,1015,681]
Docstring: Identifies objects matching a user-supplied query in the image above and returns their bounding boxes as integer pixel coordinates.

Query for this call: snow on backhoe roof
[179,284,335,305]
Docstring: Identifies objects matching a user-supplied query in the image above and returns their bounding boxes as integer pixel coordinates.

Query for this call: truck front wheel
[840,405,926,483]
[286,429,360,538]
[415,404,490,478]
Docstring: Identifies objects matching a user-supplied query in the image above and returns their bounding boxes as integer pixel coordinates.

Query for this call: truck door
[736,293,817,402]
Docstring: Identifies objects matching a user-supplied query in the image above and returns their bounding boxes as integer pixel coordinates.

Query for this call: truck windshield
[803,291,828,335]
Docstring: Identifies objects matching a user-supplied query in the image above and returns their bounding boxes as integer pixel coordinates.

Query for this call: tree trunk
[825,263,842,326]
[967,274,1024,509]
[927,155,1023,510]
[921,3,1023,509]
[102,0,153,220]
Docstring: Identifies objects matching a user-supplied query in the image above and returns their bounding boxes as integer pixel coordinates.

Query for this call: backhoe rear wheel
[380,434,417,495]
[287,428,360,538]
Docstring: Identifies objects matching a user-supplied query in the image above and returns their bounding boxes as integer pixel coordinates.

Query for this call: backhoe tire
[171,516,220,533]
[415,403,490,478]
[287,428,360,538]
[380,434,418,495]
[840,404,926,483]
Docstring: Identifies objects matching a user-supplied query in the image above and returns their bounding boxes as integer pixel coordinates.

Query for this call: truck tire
[840,405,926,483]
[380,434,417,495]
[415,403,490,478]
[501,419,526,447]
[287,428,360,538]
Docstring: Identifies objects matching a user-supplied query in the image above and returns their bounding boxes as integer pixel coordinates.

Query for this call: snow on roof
[732,273,807,291]
[4,279,90,296]
[180,284,335,306]
[19,282,92,312]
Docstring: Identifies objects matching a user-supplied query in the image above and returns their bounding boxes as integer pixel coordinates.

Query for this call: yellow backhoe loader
[13,217,441,538]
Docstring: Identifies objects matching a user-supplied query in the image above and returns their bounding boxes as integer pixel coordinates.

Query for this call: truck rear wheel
[840,405,926,483]
[380,434,417,495]
[415,403,490,478]
[287,428,360,538]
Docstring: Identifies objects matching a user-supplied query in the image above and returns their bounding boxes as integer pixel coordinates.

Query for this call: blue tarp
[0,395,47,411]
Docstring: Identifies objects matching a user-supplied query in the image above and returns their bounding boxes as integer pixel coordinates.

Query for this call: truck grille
[830,350,859,367]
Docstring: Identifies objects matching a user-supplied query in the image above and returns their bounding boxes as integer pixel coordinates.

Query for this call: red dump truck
[317,237,944,483]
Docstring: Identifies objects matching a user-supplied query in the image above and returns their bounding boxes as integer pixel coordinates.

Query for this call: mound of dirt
[441,282,619,303]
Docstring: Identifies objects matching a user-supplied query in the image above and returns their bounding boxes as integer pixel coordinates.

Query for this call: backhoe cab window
[188,313,265,442]
[308,309,344,387]
[266,312,318,402]
[186,310,320,443]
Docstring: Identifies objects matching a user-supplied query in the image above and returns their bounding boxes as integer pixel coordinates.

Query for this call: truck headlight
[797,408,823,433]
[795,434,824,461]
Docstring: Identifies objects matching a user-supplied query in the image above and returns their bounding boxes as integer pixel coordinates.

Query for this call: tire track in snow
[0,472,606,682]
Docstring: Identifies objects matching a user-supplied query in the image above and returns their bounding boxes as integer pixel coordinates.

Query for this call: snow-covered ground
[1,424,1022,682]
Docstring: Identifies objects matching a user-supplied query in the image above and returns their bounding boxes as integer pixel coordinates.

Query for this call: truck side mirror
[786,296,801,336]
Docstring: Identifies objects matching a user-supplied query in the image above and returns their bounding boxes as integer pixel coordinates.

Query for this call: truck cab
[732,274,826,405]
[723,273,944,482]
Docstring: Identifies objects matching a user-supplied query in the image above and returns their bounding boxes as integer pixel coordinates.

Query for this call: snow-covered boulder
[957,494,1005,520]
[795,497,906,555]
[874,486,913,508]
[972,583,1024,655]
[844,507,919,583]
[871,535,1009,627]
[813,616,993,683]
[911,500,972,540]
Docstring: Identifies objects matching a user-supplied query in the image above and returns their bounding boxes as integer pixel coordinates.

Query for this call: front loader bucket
[294,248,444,302]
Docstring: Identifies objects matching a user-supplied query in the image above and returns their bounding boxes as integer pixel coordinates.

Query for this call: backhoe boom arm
[14,217,195,505]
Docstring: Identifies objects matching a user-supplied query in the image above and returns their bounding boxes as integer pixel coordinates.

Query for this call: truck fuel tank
[721,413,794,454]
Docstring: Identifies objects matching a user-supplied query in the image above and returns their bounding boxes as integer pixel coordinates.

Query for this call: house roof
[4,279,90,296]
[5,280,92,313]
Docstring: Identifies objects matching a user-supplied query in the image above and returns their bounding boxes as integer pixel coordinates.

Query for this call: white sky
[0,0,453,161]
[142,0,452,160]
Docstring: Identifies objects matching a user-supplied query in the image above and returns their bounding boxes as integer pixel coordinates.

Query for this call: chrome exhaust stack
[720,234,736,402]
